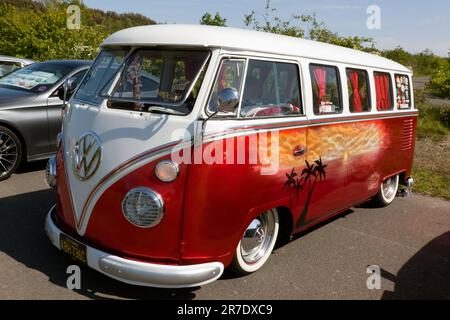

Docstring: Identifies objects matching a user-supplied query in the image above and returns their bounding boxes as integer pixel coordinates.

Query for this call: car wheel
[230,209,279,275]
[0,126,22,181]
[370,174,399,207]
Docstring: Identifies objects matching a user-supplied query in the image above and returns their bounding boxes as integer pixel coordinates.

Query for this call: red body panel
[55,113,417,267]
[83,156,188,263]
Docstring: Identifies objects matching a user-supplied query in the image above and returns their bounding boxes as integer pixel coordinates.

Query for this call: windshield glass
[73,48,210,115]
[0,62,73,92]
[74,49,127,104]
[106,49,210,115]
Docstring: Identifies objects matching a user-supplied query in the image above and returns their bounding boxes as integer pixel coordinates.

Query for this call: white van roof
[102,24,411,73]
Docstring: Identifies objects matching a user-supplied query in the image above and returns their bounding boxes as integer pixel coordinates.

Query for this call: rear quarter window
[394,74,412,109]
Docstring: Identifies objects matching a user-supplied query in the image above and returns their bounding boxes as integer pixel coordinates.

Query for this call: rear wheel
[370,174,399,207]
[230,209,279,275]
[0,126,22,181]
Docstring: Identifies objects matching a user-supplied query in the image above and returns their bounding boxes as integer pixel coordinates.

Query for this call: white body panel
[102,24,410,73]
[62,102,192,235]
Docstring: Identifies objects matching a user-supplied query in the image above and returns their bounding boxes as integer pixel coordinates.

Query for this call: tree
[382,46,412,67]
[243,0,373,50]
[412,49,443,76]
[243,1,306,38]
[284,157,328,228]
[0,0,155,61]
[200,12,227,27]
[427,60,450,98]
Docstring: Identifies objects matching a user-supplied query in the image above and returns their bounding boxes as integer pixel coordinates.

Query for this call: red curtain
[349,71,362,112]
[313,67,327,103]
[375,73,391,110]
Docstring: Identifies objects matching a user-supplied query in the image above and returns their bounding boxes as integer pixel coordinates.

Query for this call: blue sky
[84,0,450,56]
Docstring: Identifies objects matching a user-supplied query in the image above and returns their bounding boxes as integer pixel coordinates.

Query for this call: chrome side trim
[203,112,417,142]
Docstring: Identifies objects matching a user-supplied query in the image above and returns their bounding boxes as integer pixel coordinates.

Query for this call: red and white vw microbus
[45,25,416,288]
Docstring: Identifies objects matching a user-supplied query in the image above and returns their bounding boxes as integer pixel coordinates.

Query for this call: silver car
[0,55,35,78]
[0,60,91,181]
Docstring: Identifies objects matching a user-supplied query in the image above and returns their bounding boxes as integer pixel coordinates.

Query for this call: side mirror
[217,88,239,113]
[57,77,77,101]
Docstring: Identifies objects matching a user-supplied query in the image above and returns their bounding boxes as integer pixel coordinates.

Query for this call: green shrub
[440,105,450,128]
[417,103,450,140]
[427,61,450,99]
[414,89,427,105]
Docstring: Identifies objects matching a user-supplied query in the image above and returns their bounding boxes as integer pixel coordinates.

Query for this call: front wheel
[0,126,22,181]
[229,209,279,275]
[370,174,399,207]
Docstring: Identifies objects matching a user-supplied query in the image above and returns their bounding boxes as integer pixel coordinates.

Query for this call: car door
[182,57,308,259]
[46,69,87,151]
[298,63,350,227]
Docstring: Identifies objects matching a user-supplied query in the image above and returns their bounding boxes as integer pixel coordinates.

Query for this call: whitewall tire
[230,209,279,275]
[371,174,399,207]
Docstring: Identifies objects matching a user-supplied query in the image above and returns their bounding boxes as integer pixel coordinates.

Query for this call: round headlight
[155,160,179,182]
[122,188,164,228]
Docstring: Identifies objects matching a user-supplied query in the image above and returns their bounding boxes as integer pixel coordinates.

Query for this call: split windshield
[73,48,210,115]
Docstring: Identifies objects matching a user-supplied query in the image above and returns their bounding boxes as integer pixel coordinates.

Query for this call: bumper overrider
[45,205,224,288]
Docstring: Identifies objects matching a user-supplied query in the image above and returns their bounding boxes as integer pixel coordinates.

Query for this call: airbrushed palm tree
[284,157,328,228]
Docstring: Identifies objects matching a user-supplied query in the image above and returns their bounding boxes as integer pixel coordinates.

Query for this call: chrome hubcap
[382,176,396,199]
[0,131,18,177]
[240,211,275,265]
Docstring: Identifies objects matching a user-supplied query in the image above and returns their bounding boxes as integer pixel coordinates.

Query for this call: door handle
[293,146,306,157]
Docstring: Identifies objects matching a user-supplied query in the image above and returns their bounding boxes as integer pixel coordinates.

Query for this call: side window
[52,69,87,98]
[346,68,371,112]
[240,60,302,118]
[374,71,393,111]
[394,74,411,109]
[310,64,342,115]
[0,61,21,77]
[72,69,87,85]
[207,59,245,114]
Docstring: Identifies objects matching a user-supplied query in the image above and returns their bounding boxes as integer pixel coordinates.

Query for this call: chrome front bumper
[45,206,224,288]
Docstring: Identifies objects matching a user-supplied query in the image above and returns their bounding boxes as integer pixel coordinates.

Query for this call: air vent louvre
[401,119,414,151]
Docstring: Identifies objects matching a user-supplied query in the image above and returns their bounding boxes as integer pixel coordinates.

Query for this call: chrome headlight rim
[121,187,164,229]
[155,160,179,182]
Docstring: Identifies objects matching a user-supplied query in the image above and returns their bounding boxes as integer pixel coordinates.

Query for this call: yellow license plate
[60,234,87,264]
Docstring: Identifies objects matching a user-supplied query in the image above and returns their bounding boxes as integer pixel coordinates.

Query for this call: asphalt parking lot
[0,161,449,300]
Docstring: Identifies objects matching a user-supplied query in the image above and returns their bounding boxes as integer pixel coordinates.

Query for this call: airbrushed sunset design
[306,121,389,163]
[257,120,389,170]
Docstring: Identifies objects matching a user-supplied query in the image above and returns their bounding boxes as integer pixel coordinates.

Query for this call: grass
[416,103,449,141]
[412,168,450,200]
[412,103,450,200]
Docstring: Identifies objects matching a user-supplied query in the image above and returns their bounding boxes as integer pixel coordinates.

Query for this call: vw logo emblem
[72,132,102,181]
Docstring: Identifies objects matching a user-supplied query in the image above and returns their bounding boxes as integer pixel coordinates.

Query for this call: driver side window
[208,59,245,114]
[51,69,87,98]
[240,60,302,118]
